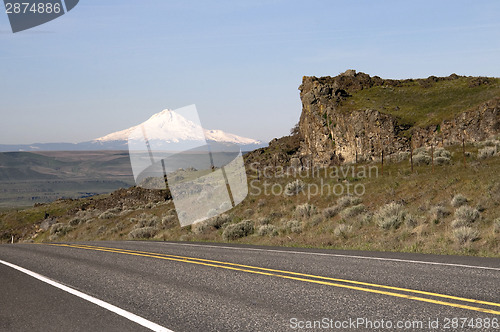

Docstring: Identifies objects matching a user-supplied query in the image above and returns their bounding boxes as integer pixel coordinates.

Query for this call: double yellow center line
[45,243,500,316]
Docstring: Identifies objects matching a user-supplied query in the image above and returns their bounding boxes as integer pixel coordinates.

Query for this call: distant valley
[0,151,135,208]
[0,109,265,207]
[0,108,264,153]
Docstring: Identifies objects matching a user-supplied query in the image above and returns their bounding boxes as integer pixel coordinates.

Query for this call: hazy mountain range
[0,109,265,152]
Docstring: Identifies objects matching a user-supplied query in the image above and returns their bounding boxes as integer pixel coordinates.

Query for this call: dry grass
[344,77,500,127]
[3,140,500,257]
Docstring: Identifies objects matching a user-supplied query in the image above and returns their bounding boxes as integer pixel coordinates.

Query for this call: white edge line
[158,242,500,272]
[0,259,173,332]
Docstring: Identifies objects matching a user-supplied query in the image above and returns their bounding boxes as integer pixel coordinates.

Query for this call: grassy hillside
[342,76,500,127]
[2,139,499,257]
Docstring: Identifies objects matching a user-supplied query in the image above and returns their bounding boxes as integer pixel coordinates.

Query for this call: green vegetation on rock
[343,76,500,127]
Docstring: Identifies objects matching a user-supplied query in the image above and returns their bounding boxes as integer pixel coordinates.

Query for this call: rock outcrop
[298,70,500,165]
[244,134,300,168]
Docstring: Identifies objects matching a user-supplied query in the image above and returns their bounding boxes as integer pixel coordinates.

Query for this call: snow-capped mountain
[94,109,260,146]
[0,109,264,152]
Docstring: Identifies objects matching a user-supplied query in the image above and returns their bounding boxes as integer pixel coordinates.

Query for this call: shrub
[478,146,497,159]
[96,225,107,235]
[453,227,480,244]
[110,206,123,213]
[257,199,266,207]
[68,217,84,226]
[451,194,468,208]
[453,206,480,227]
[99,211,116,220]
[494,218,500,233]
[310,215,324,226]
[256,217,271,226]
[413,153,431,166]
[191,222,208,234]
[70,210,94,225]
[374,202,406,230]
[476,203,486,212]
[340,204,366,219]
[414,147,429,155]
[222,220,254,240]
[50,223,72,236]
[392,151,410,163]
[323,206,340,218]
[119,209,134,216]
[357,213,373,226]
[285,220,302,234]
[128,227,157,239]
[295,203,317,218]
[269,211,282,220]
[475,139,498,147]
[206,214,231,229]
[430,206,450,221]
[337,196,361,208]
[433,148,451,159]
[405,214,418,228]
[133,213,161,228]
[110,223,125,233]
[162,215,177,227]
[74,210,91,219]
[257,225,278,237]
[334,224,352,238]
[451,218,470,228]
[284,179,305,196]
[435,156,450,165]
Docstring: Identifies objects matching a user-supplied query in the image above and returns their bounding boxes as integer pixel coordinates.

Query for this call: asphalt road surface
[1,241,499,331]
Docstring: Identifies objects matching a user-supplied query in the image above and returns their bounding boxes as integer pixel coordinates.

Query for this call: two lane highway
[1,241,499,331]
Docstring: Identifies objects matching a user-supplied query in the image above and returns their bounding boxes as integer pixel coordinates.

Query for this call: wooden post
[381,150,384,176]
[431,144,434,173]
[354,138,358,164]
[410,146,414,173]
[462,137,467,168]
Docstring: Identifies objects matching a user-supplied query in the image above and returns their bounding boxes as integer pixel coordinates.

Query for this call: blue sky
[1,0,499,144]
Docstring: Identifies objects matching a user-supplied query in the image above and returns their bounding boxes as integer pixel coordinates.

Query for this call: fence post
[462,137,467,168]
[410,146,414,173]
[381,150,384,176]
[431,144,434,173]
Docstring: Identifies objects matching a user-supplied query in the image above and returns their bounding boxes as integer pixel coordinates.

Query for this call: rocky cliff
[298,70,500,165]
